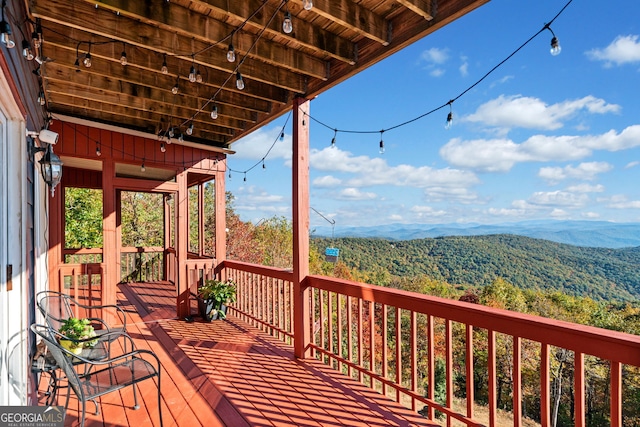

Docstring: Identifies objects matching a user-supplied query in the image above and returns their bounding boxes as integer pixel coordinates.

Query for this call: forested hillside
[312,234,640,301]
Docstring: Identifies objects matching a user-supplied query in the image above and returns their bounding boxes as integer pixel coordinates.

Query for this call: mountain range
[312,220,640,249]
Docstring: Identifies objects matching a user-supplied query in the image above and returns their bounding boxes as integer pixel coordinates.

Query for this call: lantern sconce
[27,129,63,196]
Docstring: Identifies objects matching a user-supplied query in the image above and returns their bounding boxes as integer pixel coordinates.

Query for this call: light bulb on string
[161,54,168,74]
[168,127,175,138]
[120,50,127,66]
[210,104,218,120]
[37,90,45,106]
[227,43,236,62]
[160,142,166,153]
[95,143,101,157]
[262,161,266,170]
[196,70,202,83]
[83,52,92,68]
[171,80,179,94]
[302,0,313,10]
[280,131,285,141]
[243,173,247,182]
[379,131,385,154]
[178,133,184,142]
[22,40,34,60]
[228,171,232,179]
[188,65,197,83]
[445,101,454,130]
[141,161,146,172]
[186,123,194,135]
[236,72,245,90]
[331,129,337,148]
[31,27,41,49]
[282,11,293,34]
[0,17,15,49]
[545,24,561,56]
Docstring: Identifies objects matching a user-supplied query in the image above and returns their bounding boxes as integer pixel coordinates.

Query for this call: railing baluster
[488,329,496,427]
[395,307,401,403]
[541,343,551,427]
[410,310,417,411]
[382,303,388,397]
[369,301,375,389]
[358,299,363,383]
[574,351,585,427]
[427,314,435,420]
[513,336,522,427]
[446,319,453,427]
[610,360,622,426]
[328,290,334,367]
[347,295,353,378]
[466,324,474,421]
[337,294,343,372]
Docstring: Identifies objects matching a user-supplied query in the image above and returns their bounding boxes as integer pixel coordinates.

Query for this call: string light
[236,72,245,90]
[243,172,247,182]
[227,43,236,62]
[22,40,34,60]
[545,24,561,56]
[37,90,45,106]
[171,79,179,94]
[196,70,203,83]
[280,131,285,141]
[379,131,384,154]
[210,104,218,120]
[186,123,194,135]
[96,142,101,156]
[160,142,166,152]
[189,64,197,83]
[161,54,168,74]
[120,46,127,66]
[330,129,337,148]
[83,51,92,68]
[282,11,293,34]
[0,0,15,49]
[141,161,146,172]
[302,0,313,10]
[445,101,453,130]
[31,21,41,49]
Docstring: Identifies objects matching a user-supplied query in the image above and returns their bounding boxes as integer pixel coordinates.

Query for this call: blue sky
[226,0,640,230]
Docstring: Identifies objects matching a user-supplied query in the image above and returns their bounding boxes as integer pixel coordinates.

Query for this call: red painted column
[292,97,311,359]
[176,169,189,318]
[215,166,226,266]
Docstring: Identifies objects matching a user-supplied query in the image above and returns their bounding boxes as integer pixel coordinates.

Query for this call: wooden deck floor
[39,281,436,427]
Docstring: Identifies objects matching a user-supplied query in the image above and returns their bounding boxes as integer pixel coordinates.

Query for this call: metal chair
[36,290,127,345]
[31,324,163,427]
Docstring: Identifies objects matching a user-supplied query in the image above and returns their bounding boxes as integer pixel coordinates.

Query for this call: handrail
[307,275,640,367]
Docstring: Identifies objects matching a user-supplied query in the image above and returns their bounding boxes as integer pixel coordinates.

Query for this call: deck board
[37,281,437,426]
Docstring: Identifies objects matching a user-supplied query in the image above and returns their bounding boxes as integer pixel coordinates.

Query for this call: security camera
[37,129,59,145]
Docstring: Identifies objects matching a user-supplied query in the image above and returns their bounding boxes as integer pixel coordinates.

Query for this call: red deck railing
[220,260,640,427]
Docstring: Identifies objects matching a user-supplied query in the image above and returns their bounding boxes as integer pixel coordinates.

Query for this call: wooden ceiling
[27,0,489,150]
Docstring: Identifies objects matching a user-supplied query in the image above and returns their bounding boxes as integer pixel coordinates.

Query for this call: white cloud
[487,207,526,217]
[420,47,449,64]
[459,56,469,77]
[440,125,640,172]
[528,191,589,208]
[550,209,569,218]
[464,95,620,131]
[606,195,640,209]
[231,127,291,160]
[311,146,479,189]
[313,175,342,188]
[586,35,640,66]
[566,183,605,193]
[538,162,613,183]
[410,205,448,217]
[337,188,377,201]
[582,212,601,219]
[625,161,640,169]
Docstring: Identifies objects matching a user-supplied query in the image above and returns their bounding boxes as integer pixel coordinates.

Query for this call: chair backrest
[30,324,85,401]
[36,291,74,331]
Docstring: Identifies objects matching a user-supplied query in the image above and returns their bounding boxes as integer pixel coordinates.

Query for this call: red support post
[292,97,311,359]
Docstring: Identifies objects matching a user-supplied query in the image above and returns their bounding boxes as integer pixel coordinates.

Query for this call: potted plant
[197,279,236,321]
[58,317,97,355]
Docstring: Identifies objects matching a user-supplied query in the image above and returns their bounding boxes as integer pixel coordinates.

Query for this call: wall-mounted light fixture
[28,130,63,196]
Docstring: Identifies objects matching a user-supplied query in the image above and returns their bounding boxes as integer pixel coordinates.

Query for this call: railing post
[292,96,311,359]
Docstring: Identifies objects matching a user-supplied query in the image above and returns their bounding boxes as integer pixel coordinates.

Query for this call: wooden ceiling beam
[42,37,287,108]
[82,0,334,75]
[30,0,319,90]
[88,0,356,65]
[310,0,390,46]
[187,0,357,64]
[395,0,435,20]
[46,81,248,132]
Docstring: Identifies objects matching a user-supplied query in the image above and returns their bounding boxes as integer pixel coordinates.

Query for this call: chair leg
[80,400,86,427]
[132,384,139,410]
[158,374,163,427]
[90,398,100,415]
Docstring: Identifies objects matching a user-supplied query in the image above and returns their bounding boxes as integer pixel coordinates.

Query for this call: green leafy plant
[58,317,97,350]
[197,279,237,304]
